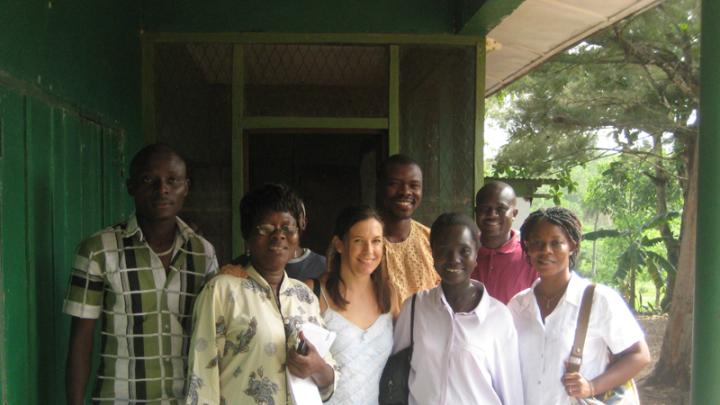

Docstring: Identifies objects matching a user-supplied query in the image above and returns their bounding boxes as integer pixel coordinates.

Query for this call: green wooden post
[232,44,245,258]
[474,41,486,208]
[142,38,157,144]
[389,45,400,155]
[692,0,720,401]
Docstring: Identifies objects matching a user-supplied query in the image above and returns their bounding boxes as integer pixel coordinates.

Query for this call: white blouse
[392,282,524,405]
[507,272,644,405]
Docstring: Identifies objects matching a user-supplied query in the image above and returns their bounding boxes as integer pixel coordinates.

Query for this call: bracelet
[588,381,595,397]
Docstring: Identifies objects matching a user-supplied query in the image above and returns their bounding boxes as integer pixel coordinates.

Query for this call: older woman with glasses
[186,183,336,405]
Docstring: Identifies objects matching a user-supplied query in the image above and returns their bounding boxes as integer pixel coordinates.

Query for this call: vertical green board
[0,89,30,404]
[52,109,72,403]
[26,97,54,405]
[102,128,128,226]
[693,0,720,401]
[0,85,131,404]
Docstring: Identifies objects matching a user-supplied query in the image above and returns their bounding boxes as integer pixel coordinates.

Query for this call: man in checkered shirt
[64,143,218,404]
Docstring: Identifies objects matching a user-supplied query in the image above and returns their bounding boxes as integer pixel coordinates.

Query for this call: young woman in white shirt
[507,207,651,404]
[392,212,523,405]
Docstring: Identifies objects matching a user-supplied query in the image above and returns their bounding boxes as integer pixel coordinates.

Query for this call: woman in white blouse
[508,207,651,404]
[392,213,523,405]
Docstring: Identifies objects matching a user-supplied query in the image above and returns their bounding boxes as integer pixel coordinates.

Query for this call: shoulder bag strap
[410,294,417,349]
[567,284,596,373]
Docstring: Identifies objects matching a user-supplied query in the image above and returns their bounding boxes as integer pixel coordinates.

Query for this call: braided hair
[520,207,582,268]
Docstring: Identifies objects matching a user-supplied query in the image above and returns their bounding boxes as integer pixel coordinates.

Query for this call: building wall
[141,0,455,34]
[400,45,478,225]
[0,1,142,403]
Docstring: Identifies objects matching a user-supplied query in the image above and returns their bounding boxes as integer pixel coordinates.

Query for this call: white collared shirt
[507,272,644,405]
[392,282,524,405]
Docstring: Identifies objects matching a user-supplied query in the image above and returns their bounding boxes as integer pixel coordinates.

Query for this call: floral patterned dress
[186,265,336,405]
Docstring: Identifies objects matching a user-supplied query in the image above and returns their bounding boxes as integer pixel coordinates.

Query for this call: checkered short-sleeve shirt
[64,214,218,404]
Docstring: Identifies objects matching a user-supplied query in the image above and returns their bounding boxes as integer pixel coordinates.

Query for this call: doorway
[247,130,386,254]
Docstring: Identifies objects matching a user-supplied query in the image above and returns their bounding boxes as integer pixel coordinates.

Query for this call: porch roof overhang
[478,0,664,97]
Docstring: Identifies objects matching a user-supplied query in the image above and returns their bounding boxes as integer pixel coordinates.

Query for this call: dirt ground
[636,314,690,405]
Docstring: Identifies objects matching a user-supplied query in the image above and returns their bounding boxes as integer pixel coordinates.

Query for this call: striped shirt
[64,214,218,404]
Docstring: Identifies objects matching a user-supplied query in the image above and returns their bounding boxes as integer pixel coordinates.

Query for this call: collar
[517,271,588,312]
[245,264,291,295]
[121,213,193,243]
[479,229,520,255]
[435,280,490,321]
[288,248,311,264]
[563,271,590,307]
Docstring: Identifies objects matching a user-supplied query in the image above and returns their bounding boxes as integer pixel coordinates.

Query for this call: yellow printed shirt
[186,265,336,405]
[383,220,440,314]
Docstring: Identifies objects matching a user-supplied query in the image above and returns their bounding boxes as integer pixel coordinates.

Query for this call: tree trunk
[646,138,697,389]
[648,133,681,311]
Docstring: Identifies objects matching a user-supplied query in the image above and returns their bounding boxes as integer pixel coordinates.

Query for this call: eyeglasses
[256,223,299,236]
[476,205,510,216]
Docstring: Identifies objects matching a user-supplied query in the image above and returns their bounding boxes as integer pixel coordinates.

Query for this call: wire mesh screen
[154,43,234,264]
[399,45,476,225]
[244,44,388,117]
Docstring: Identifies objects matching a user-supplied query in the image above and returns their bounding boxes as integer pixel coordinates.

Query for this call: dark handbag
[569,285,640,405]
[378,294,416,405]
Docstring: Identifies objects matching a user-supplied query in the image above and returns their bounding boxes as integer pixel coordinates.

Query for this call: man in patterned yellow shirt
[377,154,440,315]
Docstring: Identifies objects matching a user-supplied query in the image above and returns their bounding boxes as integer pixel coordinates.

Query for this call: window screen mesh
[244,44,388,117]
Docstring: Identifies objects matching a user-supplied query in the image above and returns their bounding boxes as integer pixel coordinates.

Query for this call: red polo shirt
[471,230,538,304]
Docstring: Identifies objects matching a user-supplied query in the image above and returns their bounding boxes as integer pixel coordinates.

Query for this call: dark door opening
[247,130,386,255]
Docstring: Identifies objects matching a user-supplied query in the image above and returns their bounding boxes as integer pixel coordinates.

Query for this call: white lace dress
[321,294,393,405]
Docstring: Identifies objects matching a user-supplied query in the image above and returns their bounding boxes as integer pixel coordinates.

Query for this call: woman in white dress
[508,207,651,404]
[307,204,394,405]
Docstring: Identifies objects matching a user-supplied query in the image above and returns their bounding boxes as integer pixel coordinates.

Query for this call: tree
[488,0,699,388]
[582,159,682,310]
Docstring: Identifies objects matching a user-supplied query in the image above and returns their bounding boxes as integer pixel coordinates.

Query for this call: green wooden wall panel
[0,89,131,403]
[51,109,72,402]
[80,122,104,238]
[142,0,454,34]
[102,128,128,226]
[0,0,142,135]
[25,97,54,405]
[0,89,30,404]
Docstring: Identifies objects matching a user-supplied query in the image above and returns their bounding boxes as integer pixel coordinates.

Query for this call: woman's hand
[286,332,334,388]
[562,372,594,398]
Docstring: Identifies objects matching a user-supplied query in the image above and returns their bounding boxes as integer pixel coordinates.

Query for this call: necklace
[535,284,569,312]
[152,244,174,257]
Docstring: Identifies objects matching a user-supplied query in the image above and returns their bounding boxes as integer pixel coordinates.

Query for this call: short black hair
[239,183,304,239]
[430,212,480,249]
[128,143,186,181]
[520,207,582,268]
[475,180,516,207]
[377,154,421,182]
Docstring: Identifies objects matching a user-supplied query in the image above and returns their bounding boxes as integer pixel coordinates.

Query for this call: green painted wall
[0,90,131,405]
[0,0,142,134]
[142,0,455,34]
[0,1,142,403]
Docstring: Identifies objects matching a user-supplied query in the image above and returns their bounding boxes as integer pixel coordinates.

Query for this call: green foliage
[487,0,698,311]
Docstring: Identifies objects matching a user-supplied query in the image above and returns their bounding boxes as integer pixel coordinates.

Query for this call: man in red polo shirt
[471,181,538,304]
